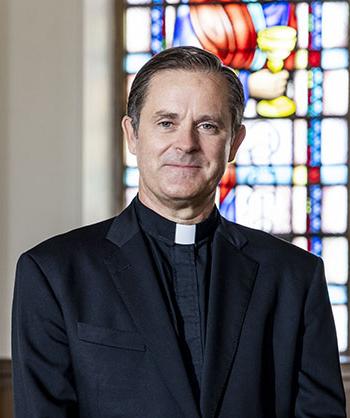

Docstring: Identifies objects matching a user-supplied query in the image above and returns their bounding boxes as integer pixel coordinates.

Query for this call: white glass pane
[322,2,349,48]
[126,8,151,53]
[127,74,136,97]
[243,99,257,118]
[328,284,347,305]
[321,119,348,165]
[294,70,308,117]
[126,53,152,74]
[321,165,347,185]
[332,304,348,353]
[235,186,291,233]
[322,186,347,233]
[293,119,307,165]
[127,0,151,4]
[125,187,138,207]
[292,186,307,233]
[165,6,176,48]
[323,70,348,116]
[124,139,137,167]
[296,3,309,49]
[236,120,292,165]
[322,237,348,284]
[292,237,308,251]
[322,48,349,70]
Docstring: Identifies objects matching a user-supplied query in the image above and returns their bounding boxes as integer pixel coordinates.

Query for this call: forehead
[142,70,230,114]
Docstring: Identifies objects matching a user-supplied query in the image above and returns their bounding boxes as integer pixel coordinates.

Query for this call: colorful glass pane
[124,0,349,353]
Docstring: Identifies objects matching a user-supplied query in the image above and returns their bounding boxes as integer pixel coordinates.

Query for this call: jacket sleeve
[294,257,347,417]
[12,252,79,417]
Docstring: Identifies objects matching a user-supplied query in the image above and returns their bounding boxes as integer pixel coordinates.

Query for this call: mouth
[164,164,201,169]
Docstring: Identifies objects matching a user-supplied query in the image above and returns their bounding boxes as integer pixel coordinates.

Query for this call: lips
[164,164,201,168]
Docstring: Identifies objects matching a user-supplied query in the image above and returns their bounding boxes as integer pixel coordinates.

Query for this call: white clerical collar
[175,224,196,245]
[134,195,219,245]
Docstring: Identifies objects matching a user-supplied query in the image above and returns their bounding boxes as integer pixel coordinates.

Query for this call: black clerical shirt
[133,196,220,401]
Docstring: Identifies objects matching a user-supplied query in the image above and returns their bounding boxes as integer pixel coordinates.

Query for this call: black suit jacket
[12,200,346,417]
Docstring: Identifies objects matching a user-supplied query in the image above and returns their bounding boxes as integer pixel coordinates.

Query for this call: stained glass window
[123,0,350,354]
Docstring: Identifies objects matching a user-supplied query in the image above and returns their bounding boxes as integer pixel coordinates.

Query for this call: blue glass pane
[308,70,323,117]
[311,2,322,50]
[328,284,348,305]
[151,5,164,53]
[125,53,152,74]
[310,236,322,256]
[220,188,236,223]
[322,48,349,70]
[236,166,292,185]
[173,5,202,48]
[309,119,322,166]
[321,165,348,185]
[309,185,322,233]
[124,167,139,187]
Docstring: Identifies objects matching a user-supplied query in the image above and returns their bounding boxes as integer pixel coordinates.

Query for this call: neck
[138,191,216,224]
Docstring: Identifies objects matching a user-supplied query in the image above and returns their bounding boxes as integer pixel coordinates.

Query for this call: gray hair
[126,46,245,135]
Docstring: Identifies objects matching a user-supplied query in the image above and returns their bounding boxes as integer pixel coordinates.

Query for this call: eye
[198,123,218,133]
[158,120,174,128]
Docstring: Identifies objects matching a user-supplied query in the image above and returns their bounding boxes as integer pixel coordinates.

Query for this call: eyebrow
[152,110,225,127]
[152,111,179,121]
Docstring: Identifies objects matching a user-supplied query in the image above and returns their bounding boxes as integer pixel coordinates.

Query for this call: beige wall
[0,0,117,358]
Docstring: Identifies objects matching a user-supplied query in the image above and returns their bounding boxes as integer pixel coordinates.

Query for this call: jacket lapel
[103,203,201,418]
[200,219,259,418]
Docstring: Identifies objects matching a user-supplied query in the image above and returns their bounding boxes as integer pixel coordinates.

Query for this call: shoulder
[221,217,320,268]
[19,216,116,265]
[220,219,324,293]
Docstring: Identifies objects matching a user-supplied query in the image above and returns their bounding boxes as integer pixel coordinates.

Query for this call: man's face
[123,70,245,209]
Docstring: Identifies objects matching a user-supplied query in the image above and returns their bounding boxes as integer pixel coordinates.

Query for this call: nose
[174,125,199,153]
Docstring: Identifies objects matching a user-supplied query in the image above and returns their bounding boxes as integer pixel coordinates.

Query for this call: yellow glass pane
[295,49,308,70]
[293,165,307,186]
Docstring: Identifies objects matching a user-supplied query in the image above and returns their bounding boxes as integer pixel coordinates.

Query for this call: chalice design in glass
[256,26,297,118]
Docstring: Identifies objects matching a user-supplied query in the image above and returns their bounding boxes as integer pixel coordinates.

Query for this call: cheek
[206,145,228,169]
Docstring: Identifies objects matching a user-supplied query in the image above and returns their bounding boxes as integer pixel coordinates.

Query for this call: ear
[228,124,246,162]
[122,115,138,155]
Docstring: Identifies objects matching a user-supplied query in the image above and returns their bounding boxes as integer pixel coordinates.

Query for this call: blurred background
[1,0,350,416]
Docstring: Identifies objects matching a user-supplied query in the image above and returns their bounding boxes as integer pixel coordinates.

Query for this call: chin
[160,186,206,202]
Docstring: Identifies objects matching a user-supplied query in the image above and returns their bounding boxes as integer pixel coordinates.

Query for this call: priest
[12,46,346,418]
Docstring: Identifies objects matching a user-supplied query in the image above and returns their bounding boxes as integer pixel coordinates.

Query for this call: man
[12,46,346,417]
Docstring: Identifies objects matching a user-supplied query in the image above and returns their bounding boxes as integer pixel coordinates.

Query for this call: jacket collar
[106,197,248,250]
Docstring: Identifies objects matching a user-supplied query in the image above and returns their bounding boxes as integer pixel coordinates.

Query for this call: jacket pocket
[77,322,146,352]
